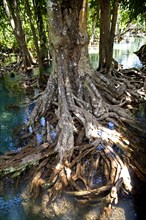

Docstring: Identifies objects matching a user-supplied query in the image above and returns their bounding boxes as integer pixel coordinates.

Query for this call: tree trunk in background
[98,0,119,73]
[25,0,44,73]
[33,0,49,61]
[108,0,119,69]
[3,0,33,70]
[99,0,110,72]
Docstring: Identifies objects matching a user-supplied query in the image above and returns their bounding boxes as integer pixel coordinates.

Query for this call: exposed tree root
[0,65,146,218]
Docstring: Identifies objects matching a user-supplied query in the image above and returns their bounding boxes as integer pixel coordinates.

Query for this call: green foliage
[0,27,15,49]
[0,4,15,48]
[116,3,146,36]
[87,0,146,41]
[4,74,25,95]
[121,0,146,21]
[1,0,48,60]
[0,0,145,58]
[87,0,99,38]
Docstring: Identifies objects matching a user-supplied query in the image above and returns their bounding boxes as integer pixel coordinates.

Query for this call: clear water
[0,76,29,154]
[0,196,25,220]
[89,36,146,69]
[0,37,145,219]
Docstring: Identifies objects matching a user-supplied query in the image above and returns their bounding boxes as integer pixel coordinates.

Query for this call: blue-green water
[0,76,31,220]
[0,75,44,220]
[0,76,28,154]
[0,196,25,220]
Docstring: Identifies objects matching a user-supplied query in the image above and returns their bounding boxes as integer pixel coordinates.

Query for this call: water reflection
[89,37,146,69]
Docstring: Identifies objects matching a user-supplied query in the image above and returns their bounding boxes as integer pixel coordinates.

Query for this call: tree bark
[46,0,92,93]
[45,0,92,161]
[109,0,119,68]
[99,0,110,72]
[32,0,49,61]
[98,0,119,73]
[25,0,44,73]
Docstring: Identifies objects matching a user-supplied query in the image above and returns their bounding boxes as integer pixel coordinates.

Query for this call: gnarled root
[0,65,146,219]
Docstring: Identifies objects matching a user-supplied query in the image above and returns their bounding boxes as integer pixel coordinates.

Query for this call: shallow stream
[0,37,146,219]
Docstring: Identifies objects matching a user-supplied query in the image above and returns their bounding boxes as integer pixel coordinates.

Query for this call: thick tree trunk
[27,0,144,189]
[45,0,93,161]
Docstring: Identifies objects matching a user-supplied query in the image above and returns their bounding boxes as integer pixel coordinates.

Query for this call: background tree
[32,0,49,61]
[98,0,119,73]
[2,0,49,75]
[25,0,44,73]
[0,3,15,50]
[3,0,33,70]
[116,0,146,40]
